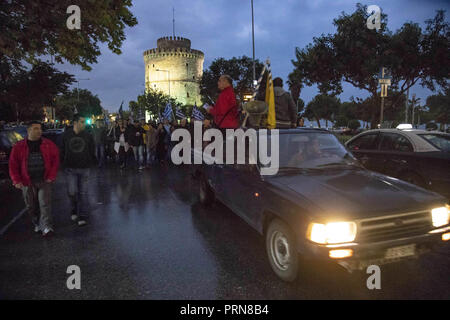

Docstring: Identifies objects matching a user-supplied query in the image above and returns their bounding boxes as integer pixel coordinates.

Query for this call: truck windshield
[277,132,360,170]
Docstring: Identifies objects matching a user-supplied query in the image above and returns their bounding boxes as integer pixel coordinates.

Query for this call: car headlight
[307,221,357,244]
[431,205,450,228]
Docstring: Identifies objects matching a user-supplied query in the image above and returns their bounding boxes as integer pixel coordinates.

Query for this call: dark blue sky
[58,0,449,112]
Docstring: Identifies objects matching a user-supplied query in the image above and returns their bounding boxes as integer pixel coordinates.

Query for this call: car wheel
[401,172,426,188]
[266,219,299,282]
[199,176,215,206]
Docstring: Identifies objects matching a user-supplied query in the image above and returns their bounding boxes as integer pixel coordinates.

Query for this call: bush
[348,119,361,130]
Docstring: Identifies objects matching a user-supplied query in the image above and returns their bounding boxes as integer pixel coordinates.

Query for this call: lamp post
[251,0,256,87]
[76,78,90,102]
[156,69,170,97]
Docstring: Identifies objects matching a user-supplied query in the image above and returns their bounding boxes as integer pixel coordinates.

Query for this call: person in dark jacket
[273,77,297,128]
[127,121,145,170]
[113,119,130,169]
[92,120,107,168]
[61,114,97,226]
[9,121,59,236]
[207,75,239,129]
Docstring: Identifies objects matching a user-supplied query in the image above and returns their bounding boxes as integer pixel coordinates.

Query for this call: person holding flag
[206,75,239,129]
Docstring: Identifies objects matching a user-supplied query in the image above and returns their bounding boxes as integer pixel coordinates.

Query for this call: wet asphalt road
[0,164,449,300]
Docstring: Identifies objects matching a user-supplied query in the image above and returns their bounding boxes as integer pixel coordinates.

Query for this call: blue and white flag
[163,102,173,121]
[192,103,204,121]
[175,106,186,119]
[118,101,124,119]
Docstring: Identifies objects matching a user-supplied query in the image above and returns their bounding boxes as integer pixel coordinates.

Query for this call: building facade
[143,36,204,106]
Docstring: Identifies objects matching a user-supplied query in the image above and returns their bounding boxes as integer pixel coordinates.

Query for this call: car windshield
[419,134,450,152]
[277,132,360,171]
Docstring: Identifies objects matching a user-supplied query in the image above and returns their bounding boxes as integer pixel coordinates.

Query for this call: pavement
[0,164,449,299]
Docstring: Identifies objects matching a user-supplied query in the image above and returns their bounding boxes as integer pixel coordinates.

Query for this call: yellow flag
[265,72,276,129]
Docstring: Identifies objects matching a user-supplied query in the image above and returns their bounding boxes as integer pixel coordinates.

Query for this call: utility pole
[405,84,409,123]
[251,0,256,86]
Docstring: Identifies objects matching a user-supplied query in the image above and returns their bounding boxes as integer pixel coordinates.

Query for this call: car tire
[199,176,215,206]
[266,219,299,282]
[401,171,426,188]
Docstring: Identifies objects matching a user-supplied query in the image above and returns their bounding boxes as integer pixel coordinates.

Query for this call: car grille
[357,211,432,243]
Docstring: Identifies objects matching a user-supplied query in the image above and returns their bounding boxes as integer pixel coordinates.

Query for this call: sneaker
[71,214,78,221]
[138,166,144,170]
[42,228,54,237]
[34,225,41,233]
[78,219,87,226]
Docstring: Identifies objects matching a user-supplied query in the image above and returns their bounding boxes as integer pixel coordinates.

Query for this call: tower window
[187,92,190,98]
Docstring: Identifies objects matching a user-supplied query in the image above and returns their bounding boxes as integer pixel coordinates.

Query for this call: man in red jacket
[9,121,60,236]
[207,75,239,129]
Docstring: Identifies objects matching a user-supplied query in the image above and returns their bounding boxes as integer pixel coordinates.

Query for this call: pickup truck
[192,128,450,282]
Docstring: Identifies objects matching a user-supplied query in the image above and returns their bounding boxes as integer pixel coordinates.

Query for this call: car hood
[267,168,446,220]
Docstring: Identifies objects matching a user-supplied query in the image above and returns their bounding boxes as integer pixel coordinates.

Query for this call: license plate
[385,244,416,259]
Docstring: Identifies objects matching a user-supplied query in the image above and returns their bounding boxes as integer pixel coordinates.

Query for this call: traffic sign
[379,78,391,85]
[381,84,388,97]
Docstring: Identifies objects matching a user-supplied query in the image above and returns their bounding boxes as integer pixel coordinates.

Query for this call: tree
[426,88,450,130]
[348,119,361,130]
[0,60,74,121]
[290,4,449,128]
[1,0,137,72]
[130,88,183,120]
[1,0,137,121]
[54,88,102,120]
[200,56,264,103]
[304,94,340,128]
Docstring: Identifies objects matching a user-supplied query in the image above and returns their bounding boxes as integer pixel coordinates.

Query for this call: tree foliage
[0,61,74,121]
[0,0,137,72]
[304,94,340,127]
[290,4,449,127]
[200,56,264,103]
[129,88,183,120]
[54,88,103,120]
[426,88,450,128]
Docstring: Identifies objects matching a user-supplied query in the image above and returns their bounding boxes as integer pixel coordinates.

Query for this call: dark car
[194,129,450,282]
[345,129,450,199]
[0,129,24,180]
[42,128,64,149]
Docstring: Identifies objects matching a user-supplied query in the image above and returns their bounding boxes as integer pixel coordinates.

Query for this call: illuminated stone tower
[143,36,204,106]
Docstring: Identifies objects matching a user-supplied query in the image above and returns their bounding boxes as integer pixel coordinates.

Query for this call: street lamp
[76,78,90,102]
[251,0,256,86]
[155,69,170,97]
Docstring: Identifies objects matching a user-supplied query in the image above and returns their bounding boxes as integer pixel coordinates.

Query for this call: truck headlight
[431,205,450,228]
[307,221,357,244]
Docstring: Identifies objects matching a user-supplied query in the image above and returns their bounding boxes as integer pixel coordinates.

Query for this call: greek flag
[163,102,172,121]
[192,104,204,121]
[175,106,186,119]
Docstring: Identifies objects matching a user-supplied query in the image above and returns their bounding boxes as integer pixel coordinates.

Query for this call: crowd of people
[7,74,301,238]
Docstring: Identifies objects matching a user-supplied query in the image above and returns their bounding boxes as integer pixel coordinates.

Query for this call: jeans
[132,145,144,167]
[95,144,105,167]
[65,168,90,220]
[22,182,53,230]
[146,147,155,165]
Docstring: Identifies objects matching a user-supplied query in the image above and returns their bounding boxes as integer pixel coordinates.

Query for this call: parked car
[42,128,64,149]
[0,129,24,180]
[346,129,450,199]
[193,129,450,282]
